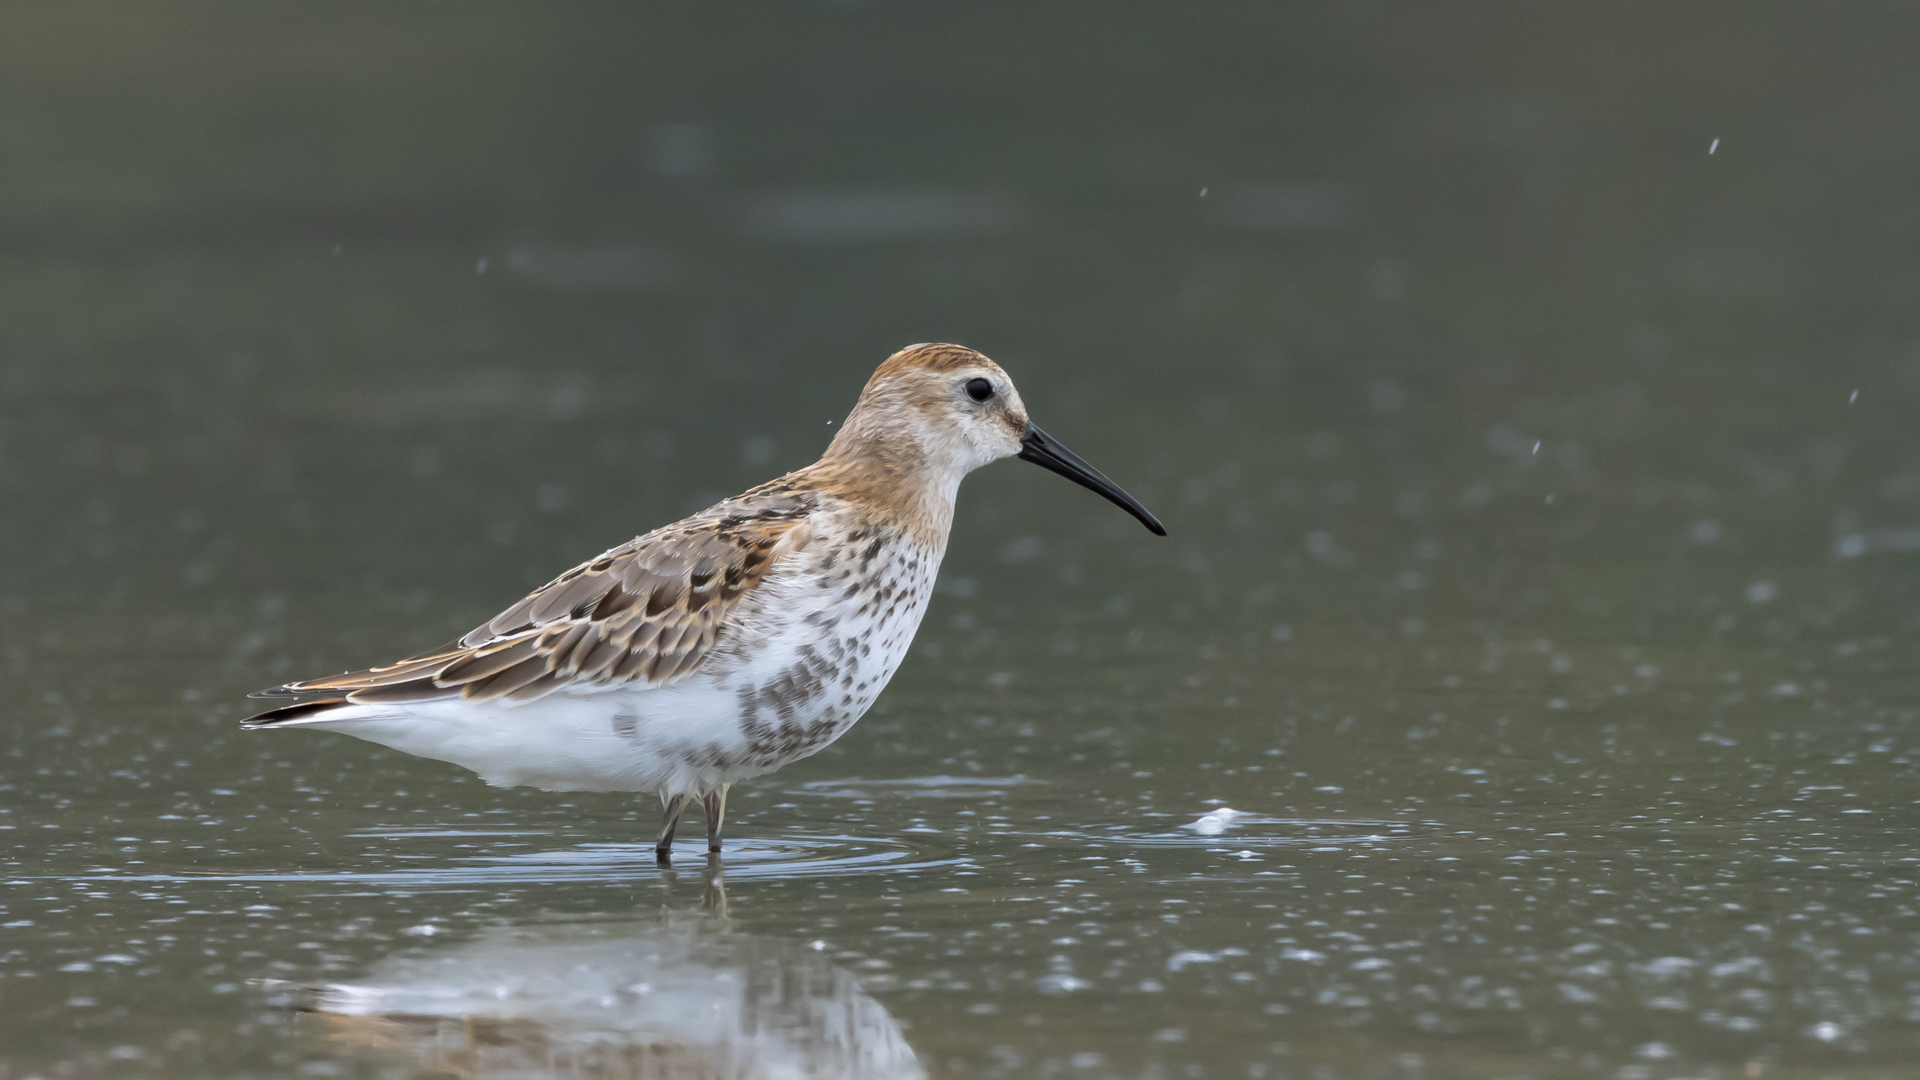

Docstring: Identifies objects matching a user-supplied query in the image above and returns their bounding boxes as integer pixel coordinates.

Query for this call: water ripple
[1032,815,1434,850]
[53,833,967,889]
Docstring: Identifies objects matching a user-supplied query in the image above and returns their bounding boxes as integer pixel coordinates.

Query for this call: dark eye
[965,377,994,402]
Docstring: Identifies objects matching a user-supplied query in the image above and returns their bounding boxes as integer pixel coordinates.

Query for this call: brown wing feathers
[257,514,805,711]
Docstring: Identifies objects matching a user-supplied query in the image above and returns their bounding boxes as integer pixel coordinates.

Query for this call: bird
[242,343,1165,858]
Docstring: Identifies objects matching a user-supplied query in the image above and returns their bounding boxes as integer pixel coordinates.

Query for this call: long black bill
[1017,423,1167,536]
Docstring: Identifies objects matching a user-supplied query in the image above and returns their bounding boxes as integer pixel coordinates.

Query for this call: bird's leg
[655,792,690,861]
[703,783,731,853]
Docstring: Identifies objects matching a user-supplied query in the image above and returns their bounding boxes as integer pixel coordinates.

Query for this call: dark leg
[655,792,690,860]
[703,783,731,853]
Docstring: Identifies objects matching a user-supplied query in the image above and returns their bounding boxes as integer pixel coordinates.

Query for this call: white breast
[712,529,942,771]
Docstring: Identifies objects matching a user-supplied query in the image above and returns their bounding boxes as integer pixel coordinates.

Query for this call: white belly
[313,535,941,795]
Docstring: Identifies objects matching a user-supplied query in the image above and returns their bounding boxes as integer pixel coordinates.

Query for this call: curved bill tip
[1017,422,1167,536]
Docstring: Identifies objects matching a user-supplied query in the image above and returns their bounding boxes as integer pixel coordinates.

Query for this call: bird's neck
[807,434,963,547]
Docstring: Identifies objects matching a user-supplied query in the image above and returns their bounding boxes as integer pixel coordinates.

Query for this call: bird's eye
[965,377,994,402]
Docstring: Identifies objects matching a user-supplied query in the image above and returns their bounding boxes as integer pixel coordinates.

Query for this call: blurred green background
[6,3,1917,650]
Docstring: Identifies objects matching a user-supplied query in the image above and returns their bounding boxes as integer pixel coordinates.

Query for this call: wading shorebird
[242,344,1164,858]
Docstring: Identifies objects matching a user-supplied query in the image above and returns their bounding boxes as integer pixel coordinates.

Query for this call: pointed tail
[239,697,352,730]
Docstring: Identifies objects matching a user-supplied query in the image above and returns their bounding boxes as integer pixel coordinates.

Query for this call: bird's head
[828,343,1165,535]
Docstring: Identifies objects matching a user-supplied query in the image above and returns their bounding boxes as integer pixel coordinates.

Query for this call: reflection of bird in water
[271,895,922,1079]
[242,344,1163,858]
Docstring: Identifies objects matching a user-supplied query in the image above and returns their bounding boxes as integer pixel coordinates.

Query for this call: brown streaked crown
[868,342,994,381]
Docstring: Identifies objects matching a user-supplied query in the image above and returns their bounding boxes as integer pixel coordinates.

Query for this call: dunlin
[243,344,1164,856]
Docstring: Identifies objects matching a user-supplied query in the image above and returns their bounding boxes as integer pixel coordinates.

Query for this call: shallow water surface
[8,640,1920,1078]
[5,5,1920,1079]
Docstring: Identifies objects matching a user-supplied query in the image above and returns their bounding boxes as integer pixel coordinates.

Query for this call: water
[5,4,1920,1078]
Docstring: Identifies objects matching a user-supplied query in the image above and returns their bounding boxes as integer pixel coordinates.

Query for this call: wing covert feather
[269,503,813,705]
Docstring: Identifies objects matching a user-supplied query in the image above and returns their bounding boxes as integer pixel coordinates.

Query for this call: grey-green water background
[5,5,1920,1079]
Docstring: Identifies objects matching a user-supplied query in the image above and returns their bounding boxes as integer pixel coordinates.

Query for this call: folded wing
[259,508,812,707]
